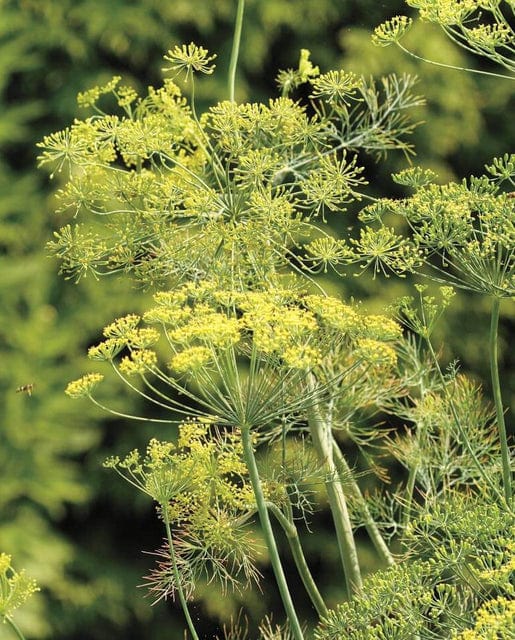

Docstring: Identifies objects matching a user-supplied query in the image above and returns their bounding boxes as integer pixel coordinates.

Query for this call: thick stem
[266,502,328,619]
[489,297,512,505]
[306,378,362,596]
[4,616,26,640]
[228,0,245,102]
[331,440,395,566]
[162,509,200,640]
[240,426,305,640]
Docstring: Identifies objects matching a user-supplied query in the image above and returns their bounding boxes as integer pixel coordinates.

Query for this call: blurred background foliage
[0,0,512,637]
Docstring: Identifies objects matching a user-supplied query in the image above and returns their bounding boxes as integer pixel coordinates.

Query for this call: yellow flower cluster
[125,328,161,349]
[477,540,515,593]
[170,345,212,373]
[240,292,322,368]
[88,328,160,361]
[116,85,138,109]
[146,438,176,465]
[454,596,515,639]
[355,338,398,369]
[304,295,360,334]
[163,43,217,80]
[170,310,241,348]
[103,314,141,340]
[177,421,210,448]
[407,0,477,26]
[65,373,104,398]
[76,76,122,108]
[282,344,323,369]
[88,338,124,361]
[466,22,510,50]
[372,15,413,46]
[0,553,39,618]
[359,315,403,341]
[119,349,158,376]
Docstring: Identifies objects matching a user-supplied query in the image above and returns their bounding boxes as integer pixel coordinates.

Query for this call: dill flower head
[163,43,217,81]
[355,338,398,369]
[454,596,515,639]
[169,346,213,374]
[310,70,362,104]
[372,16,413,46]
[103,314,142,341]
[170,311,241,349]
[406,0,477,26]
[0,554,40,618]
[65,373,104,398]
[119,349,158,376]
[304,295,360,335]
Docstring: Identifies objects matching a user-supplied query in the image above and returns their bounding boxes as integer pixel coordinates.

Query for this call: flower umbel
[163,43,217,81]
[65,373,104,398]
[0,553,39,620]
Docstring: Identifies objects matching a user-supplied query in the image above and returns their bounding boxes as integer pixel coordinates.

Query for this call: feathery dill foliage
[38,9,515,640]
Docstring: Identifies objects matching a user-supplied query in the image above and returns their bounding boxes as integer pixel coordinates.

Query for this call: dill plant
[37,1,514,639]
[0,554,39,640]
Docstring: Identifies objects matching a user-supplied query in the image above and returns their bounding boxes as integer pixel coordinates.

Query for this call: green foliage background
[0,0,512,637]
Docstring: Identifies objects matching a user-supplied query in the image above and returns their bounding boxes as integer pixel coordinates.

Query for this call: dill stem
[240,425,305,640]
[396,42,515,81]
[4,616,26,640]
[331,440,395,566]
[266,502,328,619]
[162,510,200,640]
[489,297,512,505]
[228,0,245,102]
[307,377,363,596]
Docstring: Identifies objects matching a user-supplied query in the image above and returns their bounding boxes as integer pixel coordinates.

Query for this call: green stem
[396,42,515,81]
[489,297,512,505]
[4,616,26,640]
[266,502,328,619]
[331,440,395,567]
[402,463,418,529]
[240,426,305,640]
[306,378,362,596]
[228,0,245,102]
[162,509,200,640]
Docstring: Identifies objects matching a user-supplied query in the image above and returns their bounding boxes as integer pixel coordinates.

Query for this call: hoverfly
[16,383,34,396]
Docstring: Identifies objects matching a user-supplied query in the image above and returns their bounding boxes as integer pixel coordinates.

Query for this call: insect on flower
[16,383,34,396]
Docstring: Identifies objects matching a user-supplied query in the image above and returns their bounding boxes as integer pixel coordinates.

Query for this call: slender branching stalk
[162,509,200,640]
[266,501,328,619]
[489,297,512,505]
[402,463,418,529]
[228,0,245,102]
[396,42,515,81]
[306,377,363,596]
[240,426,305,640]
[4,616,27,640]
